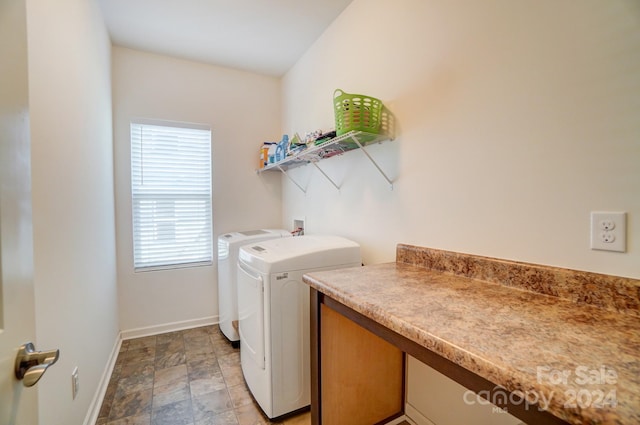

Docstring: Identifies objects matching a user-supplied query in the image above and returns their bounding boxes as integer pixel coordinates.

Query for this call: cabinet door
[320,303,404,425]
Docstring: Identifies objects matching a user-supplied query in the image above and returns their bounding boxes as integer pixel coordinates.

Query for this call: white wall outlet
[71,367,79,400]
[293,218,305,235]
[591,212,626,252]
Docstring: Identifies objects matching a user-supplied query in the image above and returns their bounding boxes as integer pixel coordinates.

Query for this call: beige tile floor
[96,325,310,425]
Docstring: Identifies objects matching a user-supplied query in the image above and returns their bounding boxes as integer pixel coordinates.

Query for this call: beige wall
[112,47,283,333]
[282,0,640,278]
[281,1,640,422]
[26,0,119,423]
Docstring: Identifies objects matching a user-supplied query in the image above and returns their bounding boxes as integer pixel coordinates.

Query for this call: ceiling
[97,0,354,77]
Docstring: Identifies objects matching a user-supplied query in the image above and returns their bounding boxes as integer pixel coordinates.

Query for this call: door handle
[14,342,60,387]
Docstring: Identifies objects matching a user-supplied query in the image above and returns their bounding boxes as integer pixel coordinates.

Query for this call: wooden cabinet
[311,290,405,425]
[318,303,404,424]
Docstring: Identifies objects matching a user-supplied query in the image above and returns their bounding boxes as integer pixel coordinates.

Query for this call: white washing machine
[217,229,291,344]
[237,235,361,419]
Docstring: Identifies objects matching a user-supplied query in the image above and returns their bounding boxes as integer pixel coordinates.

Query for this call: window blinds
[131,121,213,271]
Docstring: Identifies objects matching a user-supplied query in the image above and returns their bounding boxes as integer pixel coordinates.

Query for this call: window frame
[130,118,213,272]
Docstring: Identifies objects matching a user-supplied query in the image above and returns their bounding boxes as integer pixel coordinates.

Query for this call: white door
[0,0,39,423]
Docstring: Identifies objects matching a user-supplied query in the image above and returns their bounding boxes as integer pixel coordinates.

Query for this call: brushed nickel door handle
[14,342,60,387]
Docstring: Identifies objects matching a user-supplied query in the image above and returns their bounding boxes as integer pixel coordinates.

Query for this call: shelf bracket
[311,162,340,190]
[276,164,307,194]
[349,134,394,190]
[258,131,394,192]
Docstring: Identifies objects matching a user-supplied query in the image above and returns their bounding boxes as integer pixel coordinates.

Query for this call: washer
[217,229,291,345]
[237,235,361,419]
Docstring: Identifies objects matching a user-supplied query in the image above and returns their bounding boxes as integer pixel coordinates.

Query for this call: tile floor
[96,325,310,425]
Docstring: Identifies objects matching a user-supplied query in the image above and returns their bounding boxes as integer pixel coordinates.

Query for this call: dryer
[217,229,291,344]
[237,235,361,419]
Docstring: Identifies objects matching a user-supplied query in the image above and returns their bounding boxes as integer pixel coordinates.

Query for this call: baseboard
[120,316,218,340]
[384,415,418,425]
[83,332,122,425]
[405,403,436,425]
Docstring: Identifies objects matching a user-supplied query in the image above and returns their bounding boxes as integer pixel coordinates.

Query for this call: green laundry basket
[333,89,391,137]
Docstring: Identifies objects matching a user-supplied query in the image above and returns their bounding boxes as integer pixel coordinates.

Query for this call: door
[0,0,38,424]
[217,237,238,341]
[270,272,310,416]
[237,261,265,369]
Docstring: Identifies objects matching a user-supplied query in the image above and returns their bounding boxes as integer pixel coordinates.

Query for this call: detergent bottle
[275,135,289,162]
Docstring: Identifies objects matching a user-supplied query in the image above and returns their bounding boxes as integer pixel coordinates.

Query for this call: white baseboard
[384,415,417,425]
[120,316,218,340]
[405,403,436,425]
[83,333,122,425]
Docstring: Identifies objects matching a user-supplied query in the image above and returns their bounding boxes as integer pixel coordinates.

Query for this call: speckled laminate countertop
[302,244,640,425]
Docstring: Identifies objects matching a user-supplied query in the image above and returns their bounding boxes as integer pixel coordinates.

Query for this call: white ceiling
[97,0,354,77]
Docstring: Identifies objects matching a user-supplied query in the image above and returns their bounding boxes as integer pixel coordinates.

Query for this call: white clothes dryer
[237,235,361,419]
[217,229,291,344]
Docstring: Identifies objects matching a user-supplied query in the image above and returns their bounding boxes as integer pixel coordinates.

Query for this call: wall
[25,0,119,423]
[281,0,640,278]
[282,1,639,423]
[112,47,283,333]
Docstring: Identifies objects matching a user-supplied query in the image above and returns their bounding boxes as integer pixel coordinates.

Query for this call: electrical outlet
[293,218,305,236]
[600,219,615,231]
[71,367,79,400]
[591,212,626,252]
[601,232,615,243]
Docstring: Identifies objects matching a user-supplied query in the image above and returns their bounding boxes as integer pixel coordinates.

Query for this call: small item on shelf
[304,130,323,145]
[288,133,307,156]
[268,143,277,164]
[288,144,306,156]
[314,130,336,145]
[290,133,303,146]
[260,142,274,168]
[275,143,284,162]
[275,134,289,162]
[318,142,344,158]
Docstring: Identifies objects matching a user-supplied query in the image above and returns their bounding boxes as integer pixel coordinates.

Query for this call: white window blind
[131,121,213,271]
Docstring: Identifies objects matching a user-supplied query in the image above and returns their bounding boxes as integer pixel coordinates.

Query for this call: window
[131,120,213,271]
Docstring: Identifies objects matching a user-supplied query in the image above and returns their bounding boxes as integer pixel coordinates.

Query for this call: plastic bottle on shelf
[268,143,277,164]
[260,142,274,167]
[275,134,289,162]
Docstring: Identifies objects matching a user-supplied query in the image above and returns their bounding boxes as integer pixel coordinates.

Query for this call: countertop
[302,245,640,425]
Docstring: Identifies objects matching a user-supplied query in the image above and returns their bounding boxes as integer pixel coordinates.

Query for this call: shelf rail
[257,131,394,193]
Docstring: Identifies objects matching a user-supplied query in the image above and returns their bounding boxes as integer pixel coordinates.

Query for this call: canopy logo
[463,365,618,412]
